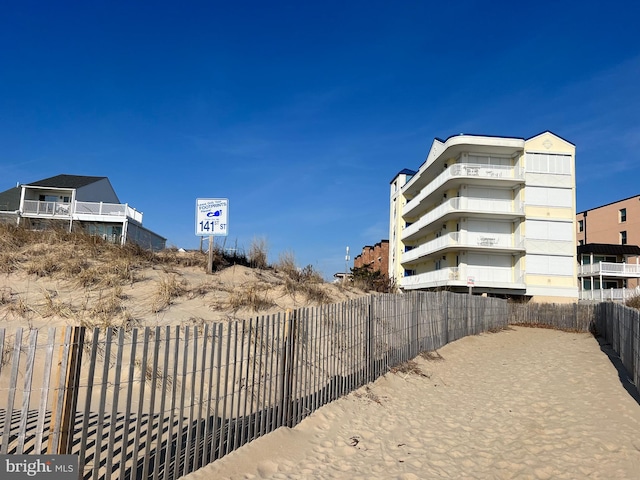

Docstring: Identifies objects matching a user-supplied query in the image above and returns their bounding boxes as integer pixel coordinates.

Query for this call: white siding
[526,220,573,241]
[467,253,513,283]
[527,254,574,276]
[467,186,511,200]
[468,219,512,234]
[526,186,572,207]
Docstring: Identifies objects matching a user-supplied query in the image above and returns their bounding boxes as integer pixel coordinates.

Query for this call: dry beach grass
[0,224,367,329]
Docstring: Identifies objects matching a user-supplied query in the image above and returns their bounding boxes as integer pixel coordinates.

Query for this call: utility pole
[345,246,350,283]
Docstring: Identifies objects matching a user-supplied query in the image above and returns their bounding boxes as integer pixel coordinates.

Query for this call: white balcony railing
[402,232,524,263]
[578,262,640,277]
[401,266,525,290]
[22,200,71,217]
[401,268,461,288]
[402,197,524,240]
[22,200,143,223]
[404,163,523,214]
[579,286,640,302]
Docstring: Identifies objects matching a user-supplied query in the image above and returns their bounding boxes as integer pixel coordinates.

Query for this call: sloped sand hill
[0,227,367,330]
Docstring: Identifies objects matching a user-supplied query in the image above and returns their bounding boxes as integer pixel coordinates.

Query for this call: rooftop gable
[526,130,575,147]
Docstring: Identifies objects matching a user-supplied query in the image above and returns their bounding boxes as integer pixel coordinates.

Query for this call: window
[578,240,584,246]
[527,255,574,275]
[578,220,584,232]
[404,269,415,277]
[621,231,627,245]
[620,208,627,222]
[527,220,573,241]
[525,153,572,174]
[526,186,572,207]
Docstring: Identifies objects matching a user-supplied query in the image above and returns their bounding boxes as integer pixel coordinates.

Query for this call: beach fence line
[0,291,637,480]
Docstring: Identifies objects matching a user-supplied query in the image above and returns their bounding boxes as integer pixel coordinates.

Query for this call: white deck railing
[579,286,640,302]
[401,266,524,290]
[22,200,143,223]
[578,262,640,277]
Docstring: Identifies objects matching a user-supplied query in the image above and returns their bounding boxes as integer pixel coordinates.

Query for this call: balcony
[578,262,640,278]
[579,286,640,302]
[402,197,524,242]
[401,266,525,290]
[401,267,461,288]
[402,232,525,264]
[22,200,143,224]
[404,163,524,217]
[22,200,71,217]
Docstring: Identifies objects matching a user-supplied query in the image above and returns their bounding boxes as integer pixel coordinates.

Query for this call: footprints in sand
[187,328,640,479]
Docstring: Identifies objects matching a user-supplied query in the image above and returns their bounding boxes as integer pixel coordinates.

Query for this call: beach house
[0,174,166,251]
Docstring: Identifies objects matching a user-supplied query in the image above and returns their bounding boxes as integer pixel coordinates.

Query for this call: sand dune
[184,326,640,479]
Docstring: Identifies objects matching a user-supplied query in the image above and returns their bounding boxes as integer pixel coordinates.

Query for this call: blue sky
[1,1,639,278]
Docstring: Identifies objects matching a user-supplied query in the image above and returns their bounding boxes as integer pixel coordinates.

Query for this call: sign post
[467,276,475,296]
[196,199,229,274]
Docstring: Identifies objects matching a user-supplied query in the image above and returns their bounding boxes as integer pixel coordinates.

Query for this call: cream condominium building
[389,131,578,302]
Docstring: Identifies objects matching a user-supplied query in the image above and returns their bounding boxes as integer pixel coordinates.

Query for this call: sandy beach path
[184,326,640,479]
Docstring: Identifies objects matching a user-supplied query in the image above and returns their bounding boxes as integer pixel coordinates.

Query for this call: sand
[0,264,366,328]
[184,326,640,480]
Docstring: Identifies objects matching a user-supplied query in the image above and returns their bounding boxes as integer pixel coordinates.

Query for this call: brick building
[576,195,640,297]
[576,194,640,247]
[353,240,389,276]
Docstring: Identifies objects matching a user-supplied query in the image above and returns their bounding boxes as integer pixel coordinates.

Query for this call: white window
[526,187,572,207]
[527,255,574,275]
[527,220,573,241]
[467,155,511,166]
[526,153,572,175]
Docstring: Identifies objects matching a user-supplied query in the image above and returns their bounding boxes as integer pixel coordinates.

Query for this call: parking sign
[196,198,228,236]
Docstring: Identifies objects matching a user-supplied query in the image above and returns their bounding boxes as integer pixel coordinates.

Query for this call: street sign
[196,198,228,236]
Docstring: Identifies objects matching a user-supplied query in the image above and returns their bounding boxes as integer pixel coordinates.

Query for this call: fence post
[280,309,297,428]
[365,300,374,383]
[48,326,84,454]
[412,292,419,357]
[443,292,449,345]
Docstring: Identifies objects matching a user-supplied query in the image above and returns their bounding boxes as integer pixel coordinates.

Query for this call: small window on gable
[620,208,627,223]
[578,220,584,232]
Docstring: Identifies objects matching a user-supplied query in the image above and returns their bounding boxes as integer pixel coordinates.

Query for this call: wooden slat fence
[0,291,637,479]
